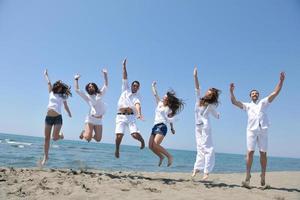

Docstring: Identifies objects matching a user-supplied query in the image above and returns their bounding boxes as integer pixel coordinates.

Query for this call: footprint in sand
[144,187,161,193]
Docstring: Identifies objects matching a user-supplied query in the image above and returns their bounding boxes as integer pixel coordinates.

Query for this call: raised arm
[194,66,200,91]
[63,101,72,118]
[268,72,285,103]
[151,81,160,104]
[122,58,127,80]
[44,69,52,93]
[230,83,244,109]
[102,69,108,87]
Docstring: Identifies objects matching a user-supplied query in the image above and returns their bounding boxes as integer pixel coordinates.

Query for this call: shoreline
[1,167,299,200]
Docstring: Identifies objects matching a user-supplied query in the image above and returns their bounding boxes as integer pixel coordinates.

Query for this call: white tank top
[47,92,66,114]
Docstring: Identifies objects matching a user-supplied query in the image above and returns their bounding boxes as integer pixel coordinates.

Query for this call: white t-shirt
[76,85,107,116]
[242,97,270,131]
[194,89,219,128]
[117,79,141,113]
[47,91,66,114]
[154,101,173,125]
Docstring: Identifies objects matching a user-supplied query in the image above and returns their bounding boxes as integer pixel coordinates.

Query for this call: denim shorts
[45,115,63,126]
[151,123,168,136]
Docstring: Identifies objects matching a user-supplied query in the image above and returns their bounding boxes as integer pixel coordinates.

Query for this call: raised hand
[280,72,285,82]
[123,58,127,67]
[74,74,81,80]
[44,69,48,77]
[152,81,157,87]
[230,83,235,93]
[102,68,108,74]
[193,66,198,77]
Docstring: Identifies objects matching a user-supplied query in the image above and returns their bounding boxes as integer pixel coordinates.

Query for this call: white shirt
[194,89,219,128]
[76,85,107,116]
[242,97,270,131]
[117,79,141,113]
[47,91,66,114]
[154,101,173,125]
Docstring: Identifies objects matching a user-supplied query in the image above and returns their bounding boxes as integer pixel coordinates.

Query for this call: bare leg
[148,134,164,166]
[242,150,254,187]
[83,123,93,142]
[131,132,145,149]
[93,125,102,142]
[260,151,267,186]
[115,133,124,158]
[42,124,52,166]
[153,134,173,167]
[52,124,62,141]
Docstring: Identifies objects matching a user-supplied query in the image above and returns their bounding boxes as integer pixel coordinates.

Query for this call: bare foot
[59,132,64,140]
[158,157,164,167]
[79,130,84,140]
[40,156,48,166]
[242,174,251,188]
[167,156,173,167]
[192,169,200,177]
[115,150,120,158]
[202,173,209,180]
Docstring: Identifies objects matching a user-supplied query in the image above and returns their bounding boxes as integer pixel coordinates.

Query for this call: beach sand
[0,167,299,200]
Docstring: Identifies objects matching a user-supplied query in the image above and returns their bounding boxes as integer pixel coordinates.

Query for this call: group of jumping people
[41,58,285,187]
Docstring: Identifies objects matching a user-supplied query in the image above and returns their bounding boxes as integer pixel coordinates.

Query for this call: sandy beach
[0,167,299,200]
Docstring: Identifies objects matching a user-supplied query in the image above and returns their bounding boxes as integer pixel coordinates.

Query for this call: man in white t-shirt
[230,72,285,187]
[114,58,145,158]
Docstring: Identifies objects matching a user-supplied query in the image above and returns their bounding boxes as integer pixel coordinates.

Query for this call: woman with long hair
[148,81,184,167]
[41,69,72,166]
[74,69,108,142]
[192,67,220,180]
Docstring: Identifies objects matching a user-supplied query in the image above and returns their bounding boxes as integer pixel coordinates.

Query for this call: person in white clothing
[41,69,72,166]
[74,69,108,142]
[115,58,145,158]
[148,81,184,167]
[192,67,220,180]
[230,72,285,187]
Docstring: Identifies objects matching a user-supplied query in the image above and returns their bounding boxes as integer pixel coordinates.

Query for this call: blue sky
[0,0,299,158]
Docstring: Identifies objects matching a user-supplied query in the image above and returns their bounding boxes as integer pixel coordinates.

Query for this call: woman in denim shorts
[148,81,184,167]
[41,69,72,166]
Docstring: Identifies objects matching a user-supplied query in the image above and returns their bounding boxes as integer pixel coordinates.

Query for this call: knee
[260,151,267,157]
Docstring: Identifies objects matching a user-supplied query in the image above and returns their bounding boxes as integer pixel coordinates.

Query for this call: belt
[117,112,134,115]
[91,115,102,119]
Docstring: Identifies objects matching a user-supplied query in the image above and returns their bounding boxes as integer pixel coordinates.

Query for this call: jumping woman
[192,66,220,180]
[149,81,184,167]
[41,69,72,166]
[74,69,108,142]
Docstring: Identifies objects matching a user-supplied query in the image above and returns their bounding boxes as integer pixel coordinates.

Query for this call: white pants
[115,114,139,134]
[247,129,268,152]
[193,124,215,174]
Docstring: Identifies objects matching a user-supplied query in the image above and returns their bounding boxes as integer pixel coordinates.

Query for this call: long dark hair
[85,82,100,95]
[199,88,220,107]
[166,90,184,117]
[52,80,72,99]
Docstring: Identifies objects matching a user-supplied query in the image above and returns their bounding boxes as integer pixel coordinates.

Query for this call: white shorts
[115,114,139,134]
[85,115,102,126]
[247,129,268,152]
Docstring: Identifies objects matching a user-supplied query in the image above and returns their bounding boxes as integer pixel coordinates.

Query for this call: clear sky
[0,0,299,158]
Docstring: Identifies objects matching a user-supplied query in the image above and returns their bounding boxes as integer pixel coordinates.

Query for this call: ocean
[0,132,299,173]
